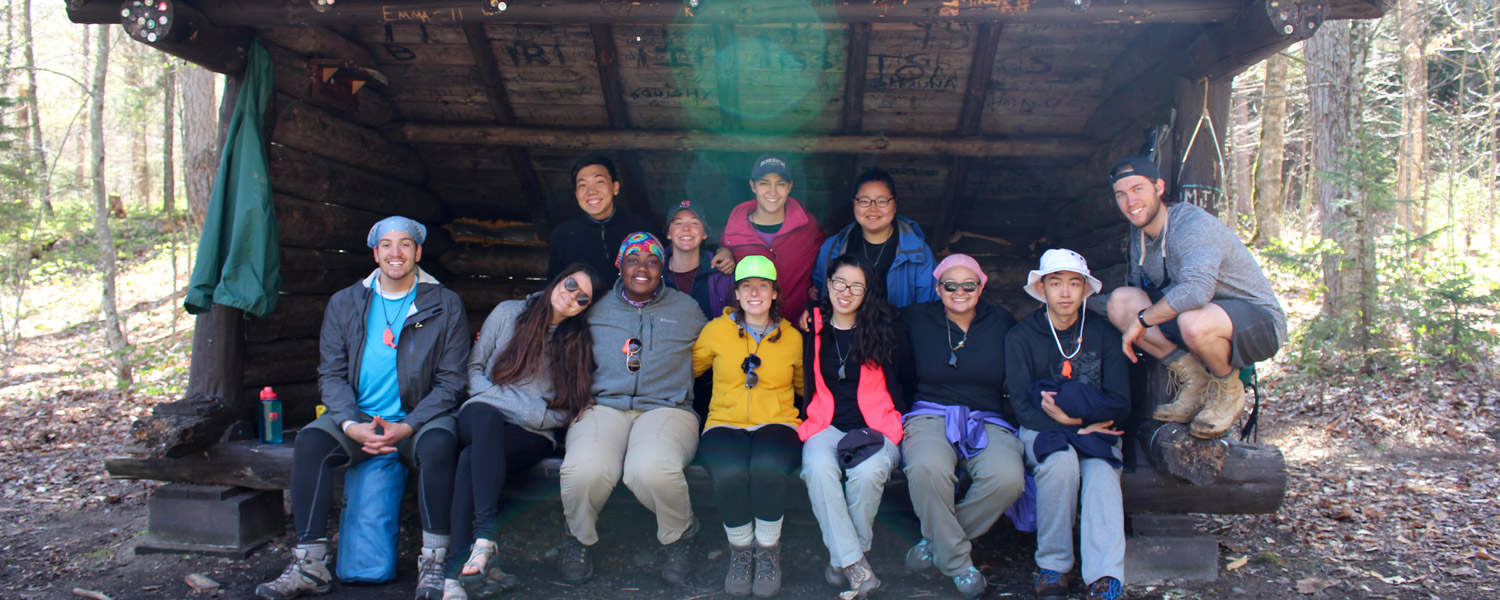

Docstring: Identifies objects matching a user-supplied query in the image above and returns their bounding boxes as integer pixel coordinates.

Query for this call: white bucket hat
[1024,248,1102,302]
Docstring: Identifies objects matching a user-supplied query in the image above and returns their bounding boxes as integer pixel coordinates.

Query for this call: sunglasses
[940,280,981,293]
[563,277,591,307]
[622,337,641,373]
[741,354,761,388]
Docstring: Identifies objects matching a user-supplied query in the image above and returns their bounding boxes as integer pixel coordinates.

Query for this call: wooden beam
[70,0,1255,26]
[462,22,553,233]
[933,24,1003,253]
[590,23,657,222]
[840,23,871,135]
[712,25,742,132]
[1085,0,1329,143]
[117,0,253,75]
[397,124,1097,157]
[258,26,382,74]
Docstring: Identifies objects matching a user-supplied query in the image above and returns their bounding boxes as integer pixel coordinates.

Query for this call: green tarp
[184,38,280,318]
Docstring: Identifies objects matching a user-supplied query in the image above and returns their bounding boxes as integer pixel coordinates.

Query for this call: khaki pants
[901,414,1025,576]
[560,405,700,546]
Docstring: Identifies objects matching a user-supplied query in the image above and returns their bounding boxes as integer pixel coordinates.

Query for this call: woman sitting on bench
[442,265,601,600]
[691,256,804,598]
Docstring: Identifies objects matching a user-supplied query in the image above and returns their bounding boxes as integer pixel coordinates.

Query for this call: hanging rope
[1178,78,1226,206]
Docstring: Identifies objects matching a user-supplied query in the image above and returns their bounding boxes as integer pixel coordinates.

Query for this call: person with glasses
[440,265,602,600]
[558,233,709,585]
[258,217,467,600]
[1094,156,1285,439]
[811,168,939,310]
[721,153,825,326]
[1006,250,1130,600]
[690,255,804,598]
[798,255,907,599]
[897,254,1024,600]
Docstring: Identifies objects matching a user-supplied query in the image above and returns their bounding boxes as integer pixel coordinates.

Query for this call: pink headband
[933,254,988,288]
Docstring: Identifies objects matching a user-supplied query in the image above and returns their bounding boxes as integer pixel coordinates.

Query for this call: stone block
[1124,515,1218,584]
[136,484,284,558]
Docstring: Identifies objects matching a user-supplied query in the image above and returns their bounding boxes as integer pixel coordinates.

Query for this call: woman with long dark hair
[691,255,804,598]
[442,265,600,600]
[797,255,905,598]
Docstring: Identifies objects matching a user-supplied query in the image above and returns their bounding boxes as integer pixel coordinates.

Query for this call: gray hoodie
[586,279,707,412]
[464,293,569,445]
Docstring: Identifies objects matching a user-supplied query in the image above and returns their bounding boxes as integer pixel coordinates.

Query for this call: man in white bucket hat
[1006,249,1130,600]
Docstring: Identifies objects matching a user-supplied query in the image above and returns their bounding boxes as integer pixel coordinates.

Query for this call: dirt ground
[1,254,1496,600]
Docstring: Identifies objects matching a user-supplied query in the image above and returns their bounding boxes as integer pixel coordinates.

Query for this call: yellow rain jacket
[692,310,804,430]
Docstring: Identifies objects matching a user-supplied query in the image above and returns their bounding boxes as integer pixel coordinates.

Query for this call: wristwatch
[1137,308,1151,329]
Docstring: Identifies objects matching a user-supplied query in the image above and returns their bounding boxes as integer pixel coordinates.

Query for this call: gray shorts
[1157,299,1281,370]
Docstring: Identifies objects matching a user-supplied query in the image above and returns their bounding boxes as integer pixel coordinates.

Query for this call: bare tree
[1396,0,1429,238]
[163,63,176,216]
[21,0,49,214]
[90,26,131,387]
[181,65,217,229]
[1252,53,1289,246]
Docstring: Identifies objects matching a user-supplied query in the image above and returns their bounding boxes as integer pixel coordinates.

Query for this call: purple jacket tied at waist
[903,401,1017,459]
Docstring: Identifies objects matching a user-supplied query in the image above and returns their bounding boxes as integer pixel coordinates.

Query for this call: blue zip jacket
[811,215,940,308]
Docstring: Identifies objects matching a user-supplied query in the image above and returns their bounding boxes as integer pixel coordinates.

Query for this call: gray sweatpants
[901,415,1025,576]
[801,426,900,569]
[1018,427,1125,584]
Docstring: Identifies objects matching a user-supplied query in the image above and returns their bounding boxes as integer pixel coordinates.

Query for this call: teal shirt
[356,286,414,420]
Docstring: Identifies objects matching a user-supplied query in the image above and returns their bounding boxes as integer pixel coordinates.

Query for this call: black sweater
[546,209,661,286]
[1004,308,1131,432]
[898,301,1017,416]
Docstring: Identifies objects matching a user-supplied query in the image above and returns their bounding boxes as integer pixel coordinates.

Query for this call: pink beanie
[933,254,988,288]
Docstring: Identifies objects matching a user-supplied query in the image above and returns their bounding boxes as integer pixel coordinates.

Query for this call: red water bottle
[260,386,283,444]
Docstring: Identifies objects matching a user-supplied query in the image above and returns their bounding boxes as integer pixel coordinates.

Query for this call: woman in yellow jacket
[692,255,804,598]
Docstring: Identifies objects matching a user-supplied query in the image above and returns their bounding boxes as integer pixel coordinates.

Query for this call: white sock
[754,518,782,547]
[422,531,450,553]
[725,523,754,547]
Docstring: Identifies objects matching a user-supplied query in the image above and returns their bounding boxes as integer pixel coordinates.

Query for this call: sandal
[461,539,497,577]
[442,578,468,600]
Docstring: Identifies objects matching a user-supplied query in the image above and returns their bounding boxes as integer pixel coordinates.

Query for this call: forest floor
[0,250,1496,600]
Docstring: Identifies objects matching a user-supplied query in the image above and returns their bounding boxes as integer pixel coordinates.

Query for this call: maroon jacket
[721,197,825,321]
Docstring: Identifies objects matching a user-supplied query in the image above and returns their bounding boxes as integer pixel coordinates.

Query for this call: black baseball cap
[1107,155,1162,184]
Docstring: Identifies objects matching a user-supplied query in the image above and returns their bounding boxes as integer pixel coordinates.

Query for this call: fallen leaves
[1227,555,1250,570]
[1295,575,1335,594]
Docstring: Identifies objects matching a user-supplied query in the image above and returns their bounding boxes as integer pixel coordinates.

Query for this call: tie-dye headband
[615,231,666,268]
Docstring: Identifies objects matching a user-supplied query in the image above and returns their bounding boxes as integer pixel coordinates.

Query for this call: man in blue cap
[258,216,468,600]
[1094,156,1285,439]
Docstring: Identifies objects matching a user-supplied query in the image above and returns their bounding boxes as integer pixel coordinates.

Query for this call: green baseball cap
[734,255,778,282]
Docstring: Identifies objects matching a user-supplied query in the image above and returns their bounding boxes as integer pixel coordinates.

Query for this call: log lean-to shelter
[68,0,1383,559]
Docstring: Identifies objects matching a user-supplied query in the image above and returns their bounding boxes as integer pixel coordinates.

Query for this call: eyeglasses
[828,278,866,297]
[853,196,894,209]
[622,337,642,373]
[939,280,981,293]
[563,277,591,307]
[741,354,761,388]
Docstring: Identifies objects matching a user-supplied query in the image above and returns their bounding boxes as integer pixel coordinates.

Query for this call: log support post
[591,24,656,223]
[932,23,1003,253]
[1170,76,1233,215]
[463,22,553,235]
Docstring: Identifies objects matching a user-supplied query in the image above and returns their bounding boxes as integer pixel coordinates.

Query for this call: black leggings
[289,426,457,542]
[698,425,802,528]
[446,403,554,574]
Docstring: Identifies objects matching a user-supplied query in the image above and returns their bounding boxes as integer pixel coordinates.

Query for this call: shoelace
[755,550,778,578]
[1038,570,1062,585]
[728,549,753,577]
[562,540,587,563]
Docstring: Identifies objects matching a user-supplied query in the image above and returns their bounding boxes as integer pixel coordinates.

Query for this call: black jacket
[546,209,661,286]
[898,301,1017,415]
[317,271,470,432]
[1004,307,1130,432]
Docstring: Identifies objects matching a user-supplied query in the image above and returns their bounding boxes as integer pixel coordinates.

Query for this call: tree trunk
[21,0,50,214]
[1306,22,1363,325]
[1396,0,1428,241]
[1232,85,1254,222]
[163,64,177,216]
[1252,53,1288,246]
[91,26,131,387]
[76,25,90,189]
[181,65,218,230]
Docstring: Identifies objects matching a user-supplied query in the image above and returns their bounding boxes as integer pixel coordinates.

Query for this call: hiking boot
[255,543,332,600]
[1190,374,1246,439]
[441,579,467,600]
[905,539,935,572]
[824,563,847,587]
[1154,353,1212,423]
[557,536,593,583]
[952,566,987,600]
[1035,568,1068,600]
[841,557,880,598]
[1087,576,1123,600]
[415,547,448,600]
[660,518,699,584]
[724,544,754,597]
[752,543,782,598]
